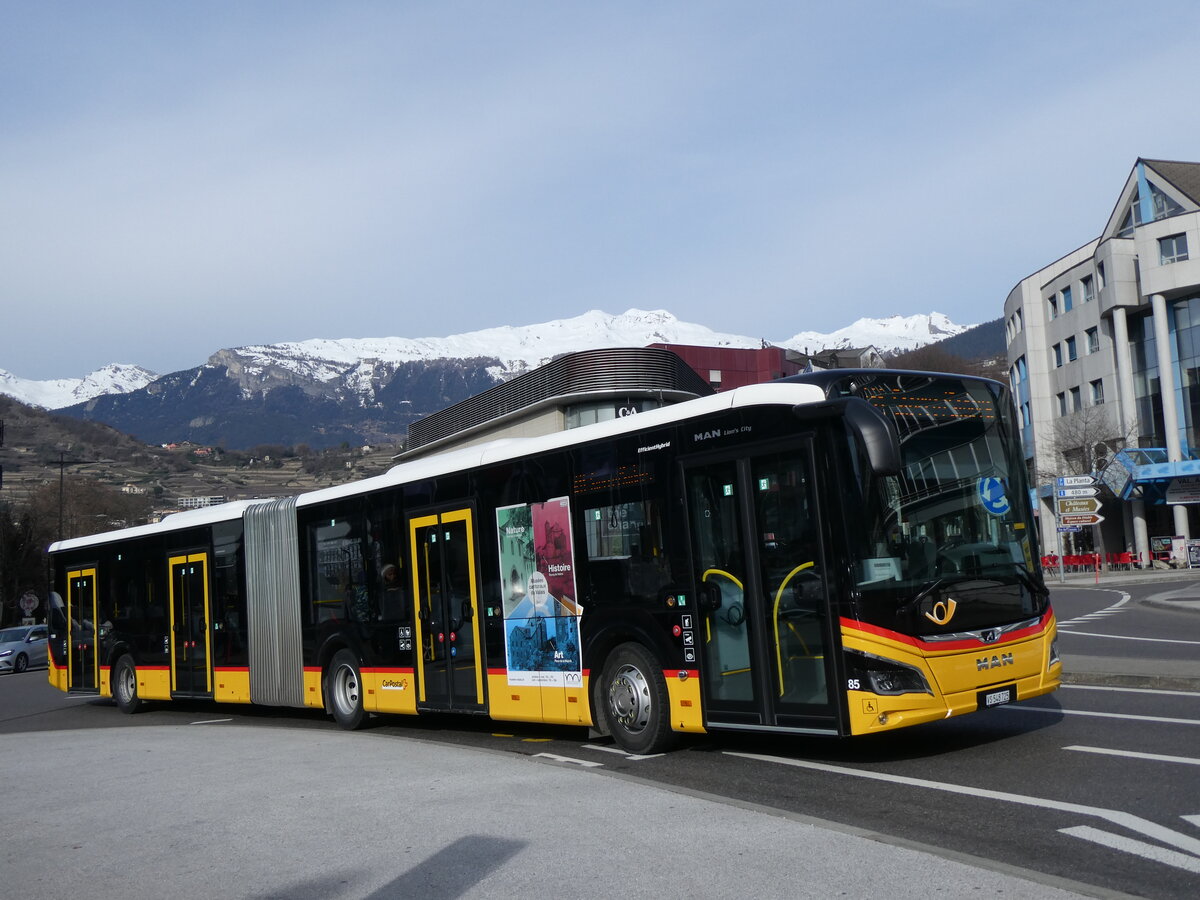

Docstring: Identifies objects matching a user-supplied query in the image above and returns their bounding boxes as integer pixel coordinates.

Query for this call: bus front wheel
[113,655,142,714]
[326,650,367,730]
[601,643,675,755]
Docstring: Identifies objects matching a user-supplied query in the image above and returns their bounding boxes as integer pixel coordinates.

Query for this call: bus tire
[600,642,676,754]
[326,649,367,730]
[113,655,142,714]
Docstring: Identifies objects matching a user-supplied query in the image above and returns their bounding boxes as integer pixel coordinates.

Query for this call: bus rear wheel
[601,642,675,755]
[113,655,142,714]
[326,650,367,730]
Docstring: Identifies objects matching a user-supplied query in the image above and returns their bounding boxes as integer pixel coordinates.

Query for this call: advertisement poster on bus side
[496,498,581,687]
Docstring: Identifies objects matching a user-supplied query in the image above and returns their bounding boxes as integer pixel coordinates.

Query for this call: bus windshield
[846,374,1045,633]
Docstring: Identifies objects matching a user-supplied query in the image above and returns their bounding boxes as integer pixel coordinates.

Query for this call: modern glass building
[1004,158,1200,565]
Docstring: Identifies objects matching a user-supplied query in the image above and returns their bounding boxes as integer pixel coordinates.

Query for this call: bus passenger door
[66,567,99,692]
[169,553,212,697]
[408,508,485,712]
[685,445,837,733]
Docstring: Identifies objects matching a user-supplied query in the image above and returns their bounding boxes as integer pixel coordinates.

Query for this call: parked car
[0,624,48,674]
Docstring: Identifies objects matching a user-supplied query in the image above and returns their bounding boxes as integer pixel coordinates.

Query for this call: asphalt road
[2,581,1198,898]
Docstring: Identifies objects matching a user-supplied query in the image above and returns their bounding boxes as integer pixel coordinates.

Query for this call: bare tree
[1043,403,1134,480]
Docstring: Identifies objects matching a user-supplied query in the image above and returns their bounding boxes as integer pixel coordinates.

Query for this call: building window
[1070,386,1082,412]
[1160,233,1189,265]
[1057,392,1067,416]
[1016,308,1023,331]
[1048,295,1058,319]
[1086,327,1100,354]
[1062,286,1073,312]
[1066,336,1078,361]
[1098,261,1106,288]
[1090,379,1104,405]
[1054,344,1063,368]
[1082,275,1094,303]
[1022,402,1031,427]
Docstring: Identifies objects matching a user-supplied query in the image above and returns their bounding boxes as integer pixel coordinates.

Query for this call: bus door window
[750,453,828,707]
[686,462,754,704]
[169,554,211,696]
[66,567,98,691]
[409,509,483,710]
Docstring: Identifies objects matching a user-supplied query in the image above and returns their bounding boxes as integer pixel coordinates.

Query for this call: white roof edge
[49,499,272,554]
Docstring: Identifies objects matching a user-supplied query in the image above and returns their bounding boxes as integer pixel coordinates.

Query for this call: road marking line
[1003,706,1200,726]
[1061,684,1200,697]
[190,718,233,725]
[1184,815,1200,828]
[1059,826,1200,874]
[1058,631,1200,645]
[581,744,664,761]
[1064,745,1200,766]
[726,751,1200,860]
[533,752,603,768]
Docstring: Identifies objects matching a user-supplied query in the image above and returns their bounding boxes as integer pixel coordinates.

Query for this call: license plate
[979,685,1015,709]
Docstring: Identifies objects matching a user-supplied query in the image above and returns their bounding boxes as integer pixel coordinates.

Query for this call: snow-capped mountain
[206,308,969,389]
[1,309,971,416]
[216,309,766,386]
[783,312,967,356]
[0,363,157,410]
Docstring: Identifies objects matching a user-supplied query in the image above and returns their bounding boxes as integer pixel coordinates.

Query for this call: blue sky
[4,1,1200,379]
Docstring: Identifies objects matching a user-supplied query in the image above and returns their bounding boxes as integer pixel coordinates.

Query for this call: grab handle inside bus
[792,398,901,476]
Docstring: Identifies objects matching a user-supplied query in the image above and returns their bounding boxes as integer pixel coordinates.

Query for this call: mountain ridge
[2,308,971,410]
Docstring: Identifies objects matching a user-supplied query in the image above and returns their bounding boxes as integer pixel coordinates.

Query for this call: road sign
[1056,497,1102,514]
[1057,475,1095,487]
[1059,514,1105,526]
[1056,487,1099,498]
[1056,525,1082,533]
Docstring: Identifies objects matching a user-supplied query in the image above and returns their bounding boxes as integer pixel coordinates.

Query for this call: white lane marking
[190,718,233,725]
[1059,826,1200,874]
[1003,706,1200,726]
[1055,592,1129,628]
[580,744,664,761]
[1061,684,1200,698]
[1057,631,1200,645]
[726,751,1200,861]
[1064,745,1200,767]
[533,752,603,768]
[1184,815,1200,828]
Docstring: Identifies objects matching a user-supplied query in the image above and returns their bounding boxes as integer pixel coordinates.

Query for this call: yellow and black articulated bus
[48,370,1060,754]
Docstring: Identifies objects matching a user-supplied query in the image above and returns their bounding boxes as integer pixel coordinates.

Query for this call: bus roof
[48,380,826,554]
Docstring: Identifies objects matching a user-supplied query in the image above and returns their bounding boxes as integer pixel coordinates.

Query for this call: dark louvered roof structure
[402,347,713,458]
[1143,158,1200,206]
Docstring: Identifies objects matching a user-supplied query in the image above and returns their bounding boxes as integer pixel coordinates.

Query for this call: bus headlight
[845,650,932,696]
[1048,635,1060,668]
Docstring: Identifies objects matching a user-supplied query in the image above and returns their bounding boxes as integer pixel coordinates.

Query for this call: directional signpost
[1060,513,1105,526]
[1054,475,1104,583]
[1056,486,1099,498]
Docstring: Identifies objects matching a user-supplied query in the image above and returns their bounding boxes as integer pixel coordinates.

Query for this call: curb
[1142,597,1200,615]
[1060,670,1200,692]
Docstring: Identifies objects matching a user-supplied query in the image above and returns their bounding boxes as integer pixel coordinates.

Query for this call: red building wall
[647,344,805,392]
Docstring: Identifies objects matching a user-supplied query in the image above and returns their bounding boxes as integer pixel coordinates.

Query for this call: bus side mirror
[792,398,901,476]
[843,398,901,476]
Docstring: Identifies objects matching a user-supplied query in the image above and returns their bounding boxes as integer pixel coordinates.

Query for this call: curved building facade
[401,347,713,460]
